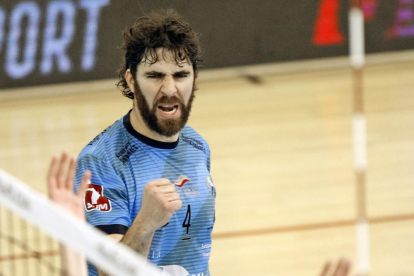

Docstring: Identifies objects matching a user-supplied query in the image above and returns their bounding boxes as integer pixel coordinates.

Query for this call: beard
[133,80,196,137]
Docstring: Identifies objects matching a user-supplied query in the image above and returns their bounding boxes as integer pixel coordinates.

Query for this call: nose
[161,76,178,96]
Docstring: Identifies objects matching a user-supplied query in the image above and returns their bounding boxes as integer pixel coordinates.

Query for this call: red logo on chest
[175,175,190,187]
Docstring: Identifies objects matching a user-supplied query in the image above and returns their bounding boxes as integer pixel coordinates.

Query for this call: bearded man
[75,10,215,276]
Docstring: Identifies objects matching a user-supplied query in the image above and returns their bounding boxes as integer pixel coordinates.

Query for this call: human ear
[125,69,135,92]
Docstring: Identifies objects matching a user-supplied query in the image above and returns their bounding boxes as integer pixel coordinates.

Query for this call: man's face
[133,48,196,137]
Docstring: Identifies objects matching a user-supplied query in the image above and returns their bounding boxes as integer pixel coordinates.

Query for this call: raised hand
[47,152,91,220]
[47,152,90,276]
[320,258,351,276]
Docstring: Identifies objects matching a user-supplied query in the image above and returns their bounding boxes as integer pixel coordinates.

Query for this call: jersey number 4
[182,204,191,234]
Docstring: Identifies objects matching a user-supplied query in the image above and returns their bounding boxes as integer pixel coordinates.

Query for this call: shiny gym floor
[0,56,413,276]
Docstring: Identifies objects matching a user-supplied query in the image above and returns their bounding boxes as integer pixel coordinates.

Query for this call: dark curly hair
[117,10,201,99]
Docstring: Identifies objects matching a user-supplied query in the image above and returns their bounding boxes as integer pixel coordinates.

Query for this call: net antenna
[0,168,170,276]
[349,0,370,275]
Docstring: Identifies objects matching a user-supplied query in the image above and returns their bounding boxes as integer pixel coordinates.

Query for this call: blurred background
[1,0,414,275]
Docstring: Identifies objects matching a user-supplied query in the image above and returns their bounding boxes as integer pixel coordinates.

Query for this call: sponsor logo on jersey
[116,140,138,163]
[181,134,206,154]
[201,244,211,250]
[201,244,211,257]
[175,175,190,187]
[174,175,200,196]
[175,175,200,196]
[84,183,112,212]
[88,127,109,146]
[204,176,215,196]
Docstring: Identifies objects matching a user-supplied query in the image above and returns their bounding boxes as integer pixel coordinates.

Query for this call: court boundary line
[212,213,414,239]
[0,250,59,262]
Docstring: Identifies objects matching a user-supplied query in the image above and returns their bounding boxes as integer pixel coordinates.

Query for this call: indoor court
[1,53,413,275]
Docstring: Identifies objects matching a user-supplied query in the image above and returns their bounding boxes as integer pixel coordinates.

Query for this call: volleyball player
[73,10,215,276]
[48,152,351,276]
[47,9,351,276]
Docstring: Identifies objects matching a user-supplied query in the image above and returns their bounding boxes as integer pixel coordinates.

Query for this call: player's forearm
[120,215,156,257]
[60,244,88,276]
[97,214,156,276]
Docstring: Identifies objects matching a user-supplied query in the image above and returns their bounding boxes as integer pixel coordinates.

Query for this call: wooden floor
[0,60,414,276]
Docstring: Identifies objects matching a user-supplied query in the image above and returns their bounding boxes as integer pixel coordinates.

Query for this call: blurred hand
[320,258,351,276]
[47,152,90,220]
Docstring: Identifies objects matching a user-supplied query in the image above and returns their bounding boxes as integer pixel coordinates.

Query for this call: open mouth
[157,104,179,115]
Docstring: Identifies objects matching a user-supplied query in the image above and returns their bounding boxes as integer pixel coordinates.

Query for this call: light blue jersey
[75,111,216,276]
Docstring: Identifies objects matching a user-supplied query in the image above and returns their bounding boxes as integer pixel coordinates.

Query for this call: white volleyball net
[0,168,166,276]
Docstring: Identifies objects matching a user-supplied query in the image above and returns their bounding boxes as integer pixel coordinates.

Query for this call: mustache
[153,96,184,106]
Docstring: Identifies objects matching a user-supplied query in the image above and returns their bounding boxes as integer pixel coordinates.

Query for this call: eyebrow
[145,71,164,76]
[144,70,191,76]
[173,70,191,76]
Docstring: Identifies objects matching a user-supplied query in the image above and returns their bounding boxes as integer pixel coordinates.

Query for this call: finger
[77,170,91,198]
[160,184,176,194]
[166,192,180,202]
[47,155,59,198]
[65,156,76,190]
[152,178,172,186]
[56,152,69,188]
[319,260,331,276]
[332,258,351,276]
[169,199,182,212]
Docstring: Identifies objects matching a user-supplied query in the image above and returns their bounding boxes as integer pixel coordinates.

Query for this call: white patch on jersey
[160,265,189,276]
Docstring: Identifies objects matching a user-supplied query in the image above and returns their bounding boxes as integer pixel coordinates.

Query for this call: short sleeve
[75,154,130,235]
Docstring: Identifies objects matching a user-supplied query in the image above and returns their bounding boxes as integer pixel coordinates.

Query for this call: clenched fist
[138,178,183,232]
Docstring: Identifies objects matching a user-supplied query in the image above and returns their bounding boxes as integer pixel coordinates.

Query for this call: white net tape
[0,168,168,276]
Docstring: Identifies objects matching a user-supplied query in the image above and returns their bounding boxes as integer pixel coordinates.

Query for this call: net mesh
[0,206,63,276]
[0,168,167,276]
